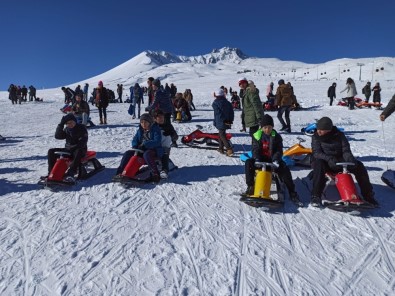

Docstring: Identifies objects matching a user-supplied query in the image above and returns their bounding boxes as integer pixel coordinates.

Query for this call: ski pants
[311,159,373,198]
[218,129,232,150]
[277,106,291,128]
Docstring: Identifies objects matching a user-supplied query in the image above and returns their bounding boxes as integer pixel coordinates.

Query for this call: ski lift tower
[357,63,364,81]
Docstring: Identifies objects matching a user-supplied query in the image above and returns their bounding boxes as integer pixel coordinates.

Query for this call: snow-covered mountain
[0,48,395,295]
[74,47,395,95]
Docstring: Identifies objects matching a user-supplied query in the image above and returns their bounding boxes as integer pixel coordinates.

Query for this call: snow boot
[310,195,322,207]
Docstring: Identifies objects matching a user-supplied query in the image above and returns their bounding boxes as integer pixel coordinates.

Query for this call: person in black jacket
[46,114,88,182]
[327,82,337,106]
[244,114,301,204]
[310,117,378,207]
[92,81,109,124]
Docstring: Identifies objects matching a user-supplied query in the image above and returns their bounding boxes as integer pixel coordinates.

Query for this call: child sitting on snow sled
[244,114,301,204]
[112,113,163,183]
[310,116,378,207]
[45,113,88,182]
[153,109,177,179]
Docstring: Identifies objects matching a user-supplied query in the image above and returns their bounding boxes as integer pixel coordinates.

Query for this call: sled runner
[381,169,395,189]
[181,125,232,149]
[239,162,285,209]
[38,150,105,189]
[355,101,383,109]
[282,137,312,167]
[321,163,376,214]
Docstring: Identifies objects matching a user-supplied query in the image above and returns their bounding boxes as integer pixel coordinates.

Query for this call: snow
[1,49,395,295]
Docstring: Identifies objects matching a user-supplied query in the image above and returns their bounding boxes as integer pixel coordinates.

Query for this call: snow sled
[112,148,177,187]
[232,100,241,110]
[381,169,395,189]
[282,137,312,167]
[321,163,376,213]
[301,122,344,136]
[337,97,362,107]
[60,104,72,113]
[38,150,105,188]
[181,125,232,149]
[355,101,383,109]
[263,99,278,111]
[239,162,285,209]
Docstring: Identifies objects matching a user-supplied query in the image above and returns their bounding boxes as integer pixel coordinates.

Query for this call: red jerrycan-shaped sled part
[48,151,72,181]
[334,162,365,204]
[122,149,146,178]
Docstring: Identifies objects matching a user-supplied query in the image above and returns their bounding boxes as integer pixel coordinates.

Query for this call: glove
[60,116,68,126]
[328,159,341,171]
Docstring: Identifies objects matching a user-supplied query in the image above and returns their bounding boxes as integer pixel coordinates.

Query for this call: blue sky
[1,0,394,91]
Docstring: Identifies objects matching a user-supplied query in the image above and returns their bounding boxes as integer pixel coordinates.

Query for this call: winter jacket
[381,94,395,119]
[242,85,263,128]
[340,83,357,97]
[147,87,173,114]
[327,85,336,98]
[93,87,109,108]
[72,100,90,115]
[158,122,178,145]
[312,127,355,165]
[131,123,163,158]
[275,84,296,106]
[362,84,371,98]
[372,85,381,102]
[55,123,88,152]
[212,96,234,130]
[130,86,144,105]
[252,129,283,163]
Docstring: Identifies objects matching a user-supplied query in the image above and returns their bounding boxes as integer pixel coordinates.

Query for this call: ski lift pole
[381,121,389,170]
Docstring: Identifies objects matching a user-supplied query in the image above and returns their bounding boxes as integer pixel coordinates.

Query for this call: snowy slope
[0,49,395,295]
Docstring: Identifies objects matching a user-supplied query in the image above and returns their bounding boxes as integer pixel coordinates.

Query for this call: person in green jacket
[242,80,264,150]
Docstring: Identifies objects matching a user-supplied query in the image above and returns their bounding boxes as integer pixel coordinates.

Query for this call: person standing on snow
[212,88,234,156]
[372,82,382,104]
[275,79,296,132]
[339,77,357,110]
[362,81,371,103]
[92,81,109,124]
[327,82,337,106]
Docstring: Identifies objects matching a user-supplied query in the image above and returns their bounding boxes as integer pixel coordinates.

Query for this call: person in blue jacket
[129,83,144,119]
[212,88,234,156]
[113,113,162,183]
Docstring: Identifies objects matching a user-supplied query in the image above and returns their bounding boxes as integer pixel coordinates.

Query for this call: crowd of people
[25,75,395,208]
[327,79,382,108]
[7,84,39,104]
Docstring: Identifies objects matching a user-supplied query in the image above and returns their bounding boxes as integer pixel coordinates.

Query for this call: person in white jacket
[340,77,357,110]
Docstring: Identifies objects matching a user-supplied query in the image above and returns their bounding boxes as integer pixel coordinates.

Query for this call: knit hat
[316,117,333,130]
[98,80,103,86]
[215,89,225,97]
[147,77,154,82]
[63,113,77,123]
[152,79,161,87]
[140,113,153,124]
[238,77,248,85]
[260,114,274,127]
[278,79,285,85]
